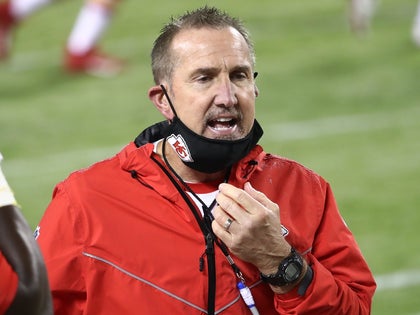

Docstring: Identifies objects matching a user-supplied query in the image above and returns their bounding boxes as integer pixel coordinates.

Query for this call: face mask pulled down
[161,85,264,173]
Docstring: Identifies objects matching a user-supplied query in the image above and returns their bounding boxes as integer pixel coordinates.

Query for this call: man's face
[166,26,258,140]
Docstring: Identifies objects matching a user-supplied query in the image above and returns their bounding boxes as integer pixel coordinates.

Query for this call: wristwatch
[260,247,304,286]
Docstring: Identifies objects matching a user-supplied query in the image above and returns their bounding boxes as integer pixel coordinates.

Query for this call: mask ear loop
[160,84,179,119]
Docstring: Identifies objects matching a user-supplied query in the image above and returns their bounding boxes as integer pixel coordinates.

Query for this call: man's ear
[253,72,259,97]
[254,84,259,97]
[148,85,175,120]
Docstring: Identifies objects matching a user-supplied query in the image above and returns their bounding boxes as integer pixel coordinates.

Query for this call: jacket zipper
[147,155,217,315]
[205,233,216,315]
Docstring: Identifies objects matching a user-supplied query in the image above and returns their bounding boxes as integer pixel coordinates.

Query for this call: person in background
[0,0,124,77]
[0,153,52,315]
[348,0,420,46]
[347,0,377,35]
[412,0,420,46]
[36,6,376,314]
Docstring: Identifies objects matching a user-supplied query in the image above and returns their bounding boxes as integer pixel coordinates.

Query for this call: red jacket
[37,142,376,314]
[0,252,18,315]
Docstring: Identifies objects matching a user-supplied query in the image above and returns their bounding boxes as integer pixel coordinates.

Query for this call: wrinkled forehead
[170,27,253,72]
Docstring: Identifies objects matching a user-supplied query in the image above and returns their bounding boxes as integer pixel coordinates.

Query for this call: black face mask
[161,85,264,173]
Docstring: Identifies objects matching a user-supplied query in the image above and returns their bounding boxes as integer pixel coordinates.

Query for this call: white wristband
[0,153,17,207]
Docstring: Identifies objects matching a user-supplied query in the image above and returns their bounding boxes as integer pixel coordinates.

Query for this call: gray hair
[151,6,255,84]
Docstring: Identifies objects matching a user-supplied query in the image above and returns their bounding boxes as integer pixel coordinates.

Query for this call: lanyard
[158,140,260,315]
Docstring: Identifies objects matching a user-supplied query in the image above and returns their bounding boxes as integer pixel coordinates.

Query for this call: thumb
[244,182,272,208]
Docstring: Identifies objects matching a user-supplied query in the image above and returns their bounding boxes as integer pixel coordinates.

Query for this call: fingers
[212,182,280,240]
[212,182,286,266]
[211,218,231,246]
[216,183,252,218]
[212,209,237,236]
[243,182,274,209]
[216,182,278,217]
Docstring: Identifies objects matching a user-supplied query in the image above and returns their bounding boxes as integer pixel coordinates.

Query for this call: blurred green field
[1,0,419,313]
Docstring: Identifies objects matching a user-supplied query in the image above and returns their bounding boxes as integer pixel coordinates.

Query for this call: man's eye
[197,75,211,83]
[231,72,248,81]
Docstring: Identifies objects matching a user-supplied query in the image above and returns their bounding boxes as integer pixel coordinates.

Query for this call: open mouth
[207,117,238,131]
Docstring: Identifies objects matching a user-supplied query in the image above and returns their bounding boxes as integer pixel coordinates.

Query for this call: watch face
[284,262,300,282]
[260,247,304,286]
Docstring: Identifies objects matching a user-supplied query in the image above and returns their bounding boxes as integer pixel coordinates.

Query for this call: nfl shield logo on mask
[167,134,194,162]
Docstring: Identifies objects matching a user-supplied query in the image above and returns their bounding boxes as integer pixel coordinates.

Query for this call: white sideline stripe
[3,145,124,179]
[264,106,420,142]
[3,106,420,179]
[375,269,420,292]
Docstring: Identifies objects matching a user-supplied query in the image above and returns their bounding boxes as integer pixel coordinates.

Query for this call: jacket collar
[119,142,184,203]
[120,124,266,201]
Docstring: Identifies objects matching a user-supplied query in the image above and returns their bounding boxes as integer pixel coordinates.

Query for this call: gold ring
[223,217,234,232]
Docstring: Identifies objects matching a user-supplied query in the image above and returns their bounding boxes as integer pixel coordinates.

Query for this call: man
[36,6,376,314]
[0,153,52,315]
[0,0,124,77]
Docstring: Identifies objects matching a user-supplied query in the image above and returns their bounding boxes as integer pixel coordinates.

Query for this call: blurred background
[0,0,419,313]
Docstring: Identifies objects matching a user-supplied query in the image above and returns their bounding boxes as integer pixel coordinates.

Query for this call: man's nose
[213,77,237,107]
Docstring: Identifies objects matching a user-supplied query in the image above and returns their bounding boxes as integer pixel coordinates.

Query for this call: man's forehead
[172,27,247,51]
[171,27,252,68]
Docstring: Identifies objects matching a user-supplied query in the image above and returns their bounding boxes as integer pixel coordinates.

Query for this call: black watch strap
[297,264,313,296]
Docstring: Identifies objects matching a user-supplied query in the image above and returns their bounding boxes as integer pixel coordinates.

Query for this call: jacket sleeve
[0,252,18,315]
[274,183,376,314]
[36,183,86,315]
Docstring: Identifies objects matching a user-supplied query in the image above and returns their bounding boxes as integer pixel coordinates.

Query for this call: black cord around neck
[147,139,252,315]
[160,138,244,278]
[149,140,221,314]
[161,138,231,216]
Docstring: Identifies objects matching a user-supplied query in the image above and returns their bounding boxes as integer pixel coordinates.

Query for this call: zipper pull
[199,233,214,272]
[206,233,214,253]
[199,252,205,272]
